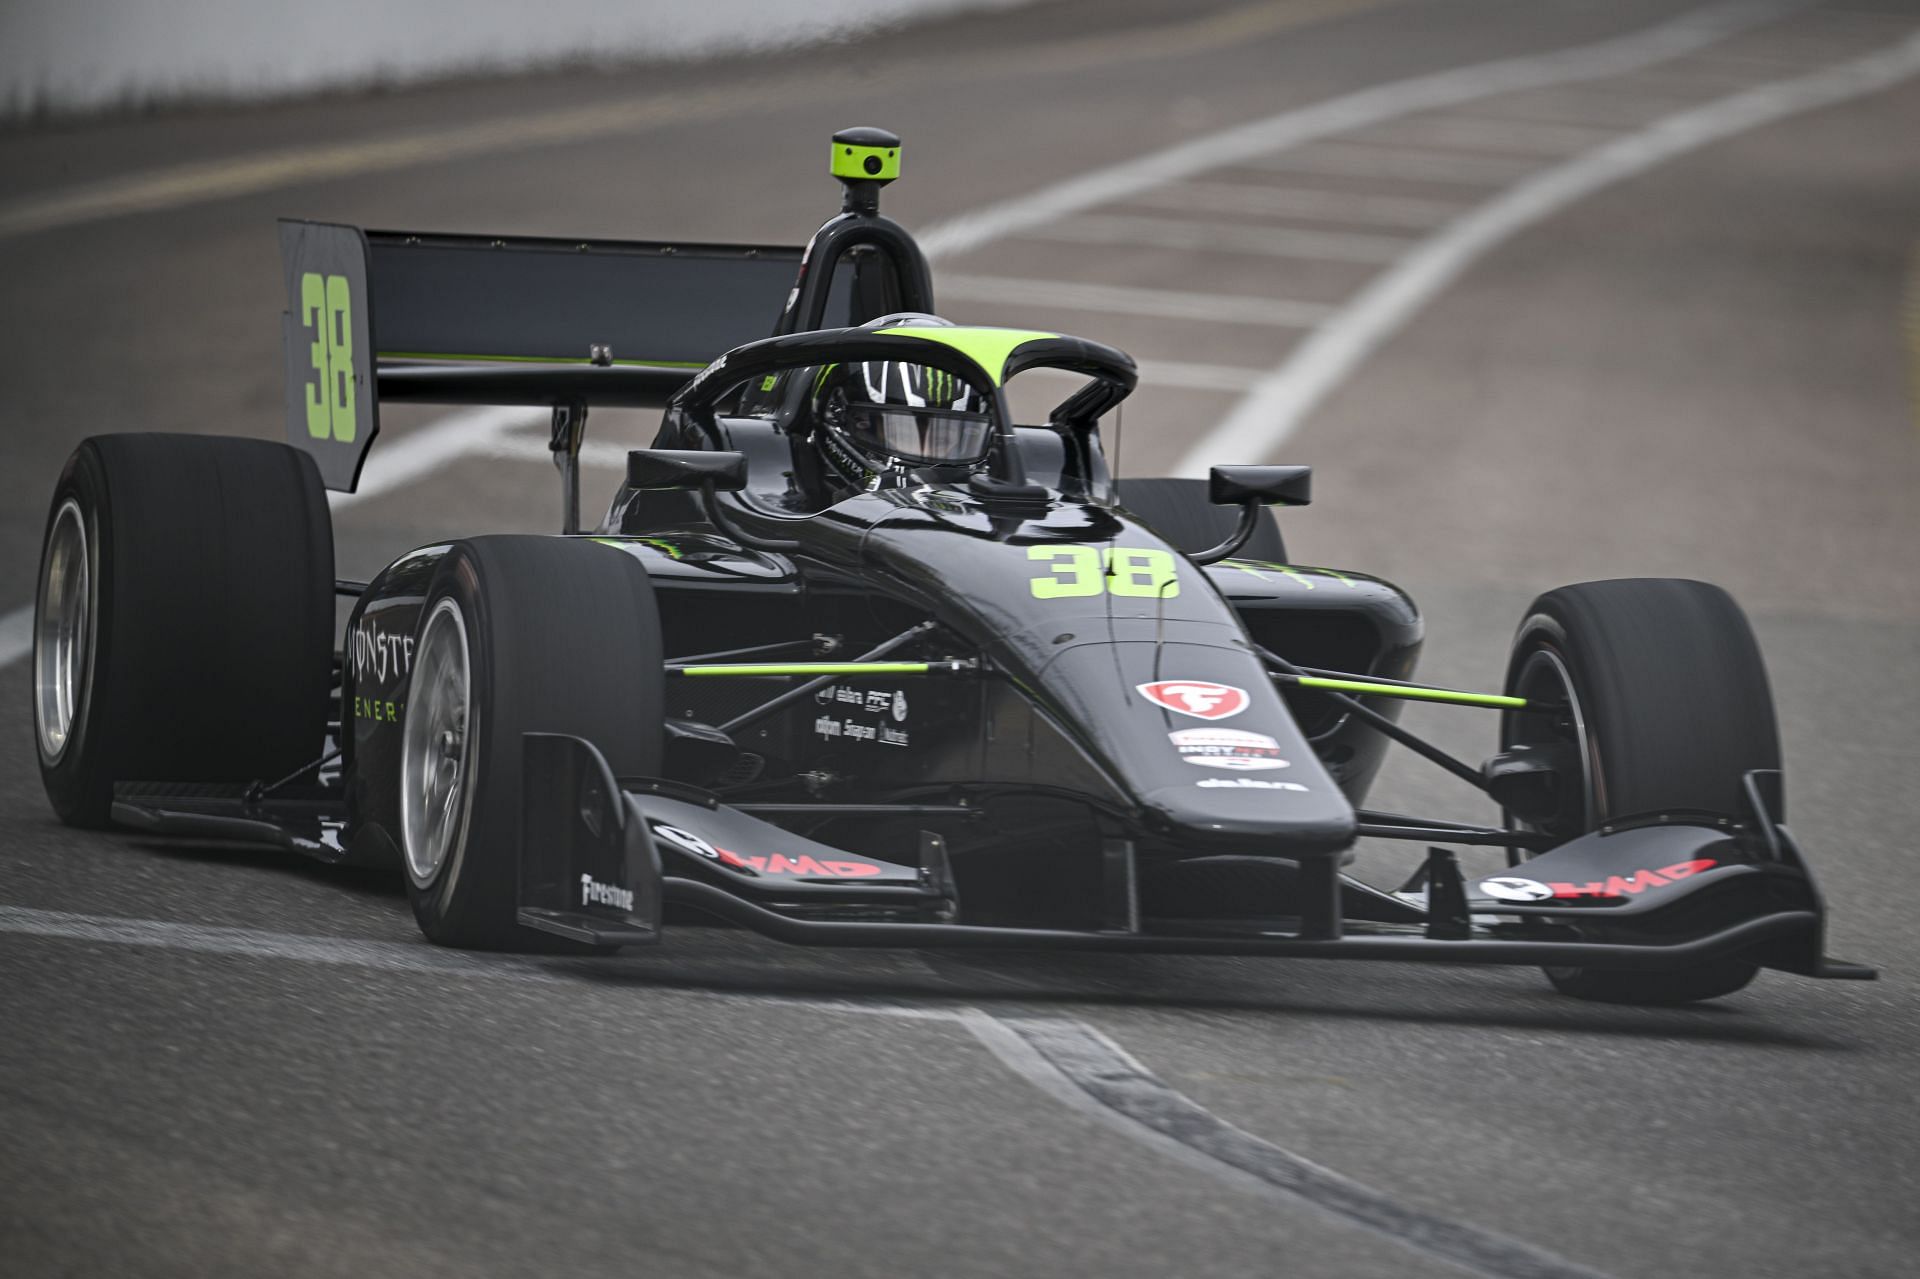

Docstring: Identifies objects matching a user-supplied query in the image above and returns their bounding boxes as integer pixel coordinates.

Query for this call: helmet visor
[846,407,994,466]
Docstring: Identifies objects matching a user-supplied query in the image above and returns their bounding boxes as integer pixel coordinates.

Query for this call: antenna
[1110,400,1125,490]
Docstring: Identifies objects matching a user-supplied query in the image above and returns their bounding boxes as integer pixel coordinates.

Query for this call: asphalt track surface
[3,2,1918,1275]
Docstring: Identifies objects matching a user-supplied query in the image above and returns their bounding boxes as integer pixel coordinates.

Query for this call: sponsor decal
[652,823,720,861]
[1137,680,1249,720]
[1477,859,1719,902]
[812,685,911,747]
[350,615,415,686]
[1196,777,1308,791]
[579,874,634,912]
[726,853,884,878]
[1169,727,1288,771]
[1478,876,1555,903]
[353,696,404,723]
[649,822,883,879]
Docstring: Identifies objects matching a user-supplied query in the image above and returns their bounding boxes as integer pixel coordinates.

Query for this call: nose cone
[1039,639,1356,854]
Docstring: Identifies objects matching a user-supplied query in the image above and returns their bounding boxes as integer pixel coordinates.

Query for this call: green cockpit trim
[832,143,901,181]
[674,661,932,677]
[379,352,707,369]
[874,326,1059,386]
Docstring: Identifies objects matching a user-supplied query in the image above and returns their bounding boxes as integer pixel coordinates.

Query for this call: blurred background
[2,1,1917,1276]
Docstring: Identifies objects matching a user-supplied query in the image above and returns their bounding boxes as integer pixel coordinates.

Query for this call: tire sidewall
[406,554,493,940]
[35,444,115,825]
[1502,610,1603,830]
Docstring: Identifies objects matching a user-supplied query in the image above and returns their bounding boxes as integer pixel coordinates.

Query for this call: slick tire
[1115,477,1287,564]
[32,434,334,827]
[1502,578,1779,1005]
[402,536,663,951]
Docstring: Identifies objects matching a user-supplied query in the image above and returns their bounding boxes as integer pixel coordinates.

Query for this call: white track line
[938,273,1334,327]
[0,902,1611,1279]
[1358,115,1624,155]
[1240,142,1545,185]
[1022,359,1270,394]
[0,606,31,671]
[916,0,1810,261]
[328,406,546,508]
[1123,182,1465,230]
[1174,28,1920,476]
[476,434,641,468]
[1026,213,1412,263]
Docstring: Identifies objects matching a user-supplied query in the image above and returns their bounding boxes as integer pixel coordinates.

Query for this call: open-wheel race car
[31,127,1874,1004]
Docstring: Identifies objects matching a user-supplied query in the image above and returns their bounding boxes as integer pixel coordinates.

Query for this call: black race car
[29,127,1873,1004]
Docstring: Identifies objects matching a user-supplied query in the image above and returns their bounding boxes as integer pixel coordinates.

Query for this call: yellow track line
[0,0,1388,241]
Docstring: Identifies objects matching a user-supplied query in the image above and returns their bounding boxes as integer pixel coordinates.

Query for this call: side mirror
[1208,464,1312,508]
[626,449,748,492]
[1191,465,1312,565]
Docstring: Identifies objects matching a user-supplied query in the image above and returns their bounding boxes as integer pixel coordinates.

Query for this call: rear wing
[278,220,847,491]
[280,126,934,495]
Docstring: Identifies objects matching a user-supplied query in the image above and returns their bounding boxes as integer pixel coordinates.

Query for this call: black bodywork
[117,128,1871,986]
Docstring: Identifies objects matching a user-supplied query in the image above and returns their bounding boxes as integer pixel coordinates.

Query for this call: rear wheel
[401,536,664,950]
[1115,476,1287,563]
[1502,578,1778,1004]
[33,434,333,827]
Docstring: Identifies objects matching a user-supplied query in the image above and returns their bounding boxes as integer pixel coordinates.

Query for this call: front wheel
[401,536,664,950]
[1502,578,1779,1005]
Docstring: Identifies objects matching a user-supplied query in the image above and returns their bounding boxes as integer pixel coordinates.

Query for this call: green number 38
[1028,545,1180,599]
[302,272,357,443]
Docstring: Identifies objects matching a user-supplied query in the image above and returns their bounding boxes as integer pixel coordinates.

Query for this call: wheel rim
[1504,643,1597,851]
[1505,642,1604,980]
[400,598,472,888]
[34,499,92,765]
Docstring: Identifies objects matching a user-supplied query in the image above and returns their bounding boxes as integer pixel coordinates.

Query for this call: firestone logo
[1136,680,1249,720]
[579,874,634,912]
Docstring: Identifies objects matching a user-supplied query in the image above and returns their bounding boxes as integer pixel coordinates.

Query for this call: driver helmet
[812,314,994,477]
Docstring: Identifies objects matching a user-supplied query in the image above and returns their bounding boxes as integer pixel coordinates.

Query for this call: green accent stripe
[674,661,932,677]
[874,326,1058,386]
[379,352,707,368]
[1293,675,1526,709]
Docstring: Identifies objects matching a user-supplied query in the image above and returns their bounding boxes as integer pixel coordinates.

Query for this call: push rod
[1280,671,1525,710]
[1257,644,1490,793]
[668,638,817,665]
[717,623,937,736]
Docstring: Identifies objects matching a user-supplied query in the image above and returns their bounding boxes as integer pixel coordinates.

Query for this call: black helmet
[809,315,994,472]
[814,359,994,469]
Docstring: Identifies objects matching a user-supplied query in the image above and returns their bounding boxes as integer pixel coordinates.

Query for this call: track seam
[1,902,1611,1276]
[962,1012,1613,1279]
